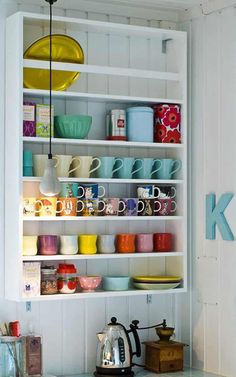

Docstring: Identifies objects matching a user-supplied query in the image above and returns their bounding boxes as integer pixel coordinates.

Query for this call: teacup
[36,197,63,217]
[137,185,161,199]
[77,183,105,199]
[22,236,38,256]
[132,158,162,179]
[33,154,59,177]
[71,156,101,178]
[93,157,123,179]
[118,198,144,217]
[60,182,78,198]
[78,234,97,254]
[152,159,181,179]
[113,157,143,179]
[77,199,105,217]
[54,155,80,177]
[97,234,116,254]
[98,198,125,216]
[154,198,177,216]
[60,235,78,255]
[23,197,43,216]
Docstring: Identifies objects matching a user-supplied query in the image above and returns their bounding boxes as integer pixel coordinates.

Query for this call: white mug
[33,154,59,177]
[23,236,38,256]
[60,235,78,255]
[71,156,101,178]
[54,155,80,177]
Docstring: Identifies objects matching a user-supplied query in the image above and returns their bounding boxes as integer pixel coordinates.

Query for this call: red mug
[153,233,173,252]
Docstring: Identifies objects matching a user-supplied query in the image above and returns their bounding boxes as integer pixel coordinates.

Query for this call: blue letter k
[206,193,234,241]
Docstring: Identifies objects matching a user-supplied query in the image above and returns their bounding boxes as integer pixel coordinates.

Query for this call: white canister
[106,109,127,141]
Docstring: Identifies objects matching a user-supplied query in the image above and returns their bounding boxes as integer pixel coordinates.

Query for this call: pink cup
[136,233,153,253]
[38,235,58,255]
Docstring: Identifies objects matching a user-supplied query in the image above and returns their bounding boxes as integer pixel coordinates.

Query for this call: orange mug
[57,197,81,217]
[116,234,136,253]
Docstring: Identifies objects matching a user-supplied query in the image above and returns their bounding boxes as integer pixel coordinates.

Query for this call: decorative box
[153,103,181,144]
[22,262,40,298]
[36,104,54,137]
[143,340,186,373]
[23,102,36,136]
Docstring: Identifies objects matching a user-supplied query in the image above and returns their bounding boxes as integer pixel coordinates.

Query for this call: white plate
[133,282,181,290]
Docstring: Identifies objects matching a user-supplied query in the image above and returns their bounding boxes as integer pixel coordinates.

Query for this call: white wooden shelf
[24,60,180,82]
[23,136,184,149]
[23,216,183,221]
[23,177,183,184]
[23,88,183,105]
[22,251,183,261]
[6,11,187,302]
[20,287,186,302]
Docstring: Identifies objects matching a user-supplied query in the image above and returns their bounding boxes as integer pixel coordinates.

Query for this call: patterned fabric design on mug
[153,104,181,144]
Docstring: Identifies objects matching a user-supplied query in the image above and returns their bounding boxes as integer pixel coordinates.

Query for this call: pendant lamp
[39,0,60,196]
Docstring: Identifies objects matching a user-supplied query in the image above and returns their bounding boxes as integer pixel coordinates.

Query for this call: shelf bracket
[162,38,172,54]
[146,294,152,304]
[26,301,32,312]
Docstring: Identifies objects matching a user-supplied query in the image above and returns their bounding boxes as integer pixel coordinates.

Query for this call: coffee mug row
[23,232,174,256]
[59,183,176,200]
[26,153,181,179]
[23,197,178,217]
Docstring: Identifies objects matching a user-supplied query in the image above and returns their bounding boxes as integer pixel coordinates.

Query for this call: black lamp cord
[49,1,52,159]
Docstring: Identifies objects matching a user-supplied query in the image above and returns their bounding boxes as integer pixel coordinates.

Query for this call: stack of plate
[132,275,182,290]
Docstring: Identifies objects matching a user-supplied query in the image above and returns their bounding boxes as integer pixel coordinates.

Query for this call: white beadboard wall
[181,4,236,377]
[0,1,190,376]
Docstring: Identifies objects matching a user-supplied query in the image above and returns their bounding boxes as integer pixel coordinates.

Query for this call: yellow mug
[78,234,97,254]
[36,197,63,217]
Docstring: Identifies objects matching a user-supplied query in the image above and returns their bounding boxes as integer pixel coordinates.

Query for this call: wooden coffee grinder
[143,320,187,373]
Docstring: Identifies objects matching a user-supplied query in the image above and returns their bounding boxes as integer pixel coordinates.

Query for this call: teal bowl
[54,115,92,139]
[102,276,130,291]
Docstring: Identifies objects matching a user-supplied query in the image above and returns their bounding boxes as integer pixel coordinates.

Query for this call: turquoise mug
[153,159,181,179]
[113,157,143,179]
[94,157,124,179]
[60,182,78,198]
[132,158,162,179]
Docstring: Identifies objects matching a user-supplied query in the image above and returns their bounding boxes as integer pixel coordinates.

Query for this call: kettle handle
[129,321,141,358]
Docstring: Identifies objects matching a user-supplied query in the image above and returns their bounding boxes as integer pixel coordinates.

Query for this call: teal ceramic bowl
[102,276,130,291]
[54,115,92,139]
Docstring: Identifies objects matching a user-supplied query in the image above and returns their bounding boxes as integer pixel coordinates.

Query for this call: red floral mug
[153,104,181,144]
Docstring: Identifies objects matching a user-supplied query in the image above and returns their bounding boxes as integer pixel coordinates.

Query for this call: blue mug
[77,183,105,199]
[60,182,78,198]
[113,157,143,179]
[94,157,123,179]
[153,159,181,179]
[133,158,162,180]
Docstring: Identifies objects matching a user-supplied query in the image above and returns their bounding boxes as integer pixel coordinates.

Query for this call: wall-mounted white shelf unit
[5,11,187,301]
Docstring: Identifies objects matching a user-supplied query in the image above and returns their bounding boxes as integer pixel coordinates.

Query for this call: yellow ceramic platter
[132,276,182,283]
[23,34,84,91]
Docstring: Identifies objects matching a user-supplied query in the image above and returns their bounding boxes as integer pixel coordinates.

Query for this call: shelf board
[20,287,186,301]
[22,251,183,261]
[22,12,186,40]
[23,216,183,221]
[23,88,183,105]
[24,60,180,82]
[23,136,184,149]
[23,177,183,184]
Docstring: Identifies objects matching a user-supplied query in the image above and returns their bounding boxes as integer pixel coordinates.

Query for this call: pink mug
[136,234,153,253]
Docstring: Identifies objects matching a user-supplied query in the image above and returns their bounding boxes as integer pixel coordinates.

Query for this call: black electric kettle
[95,317,141,377]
